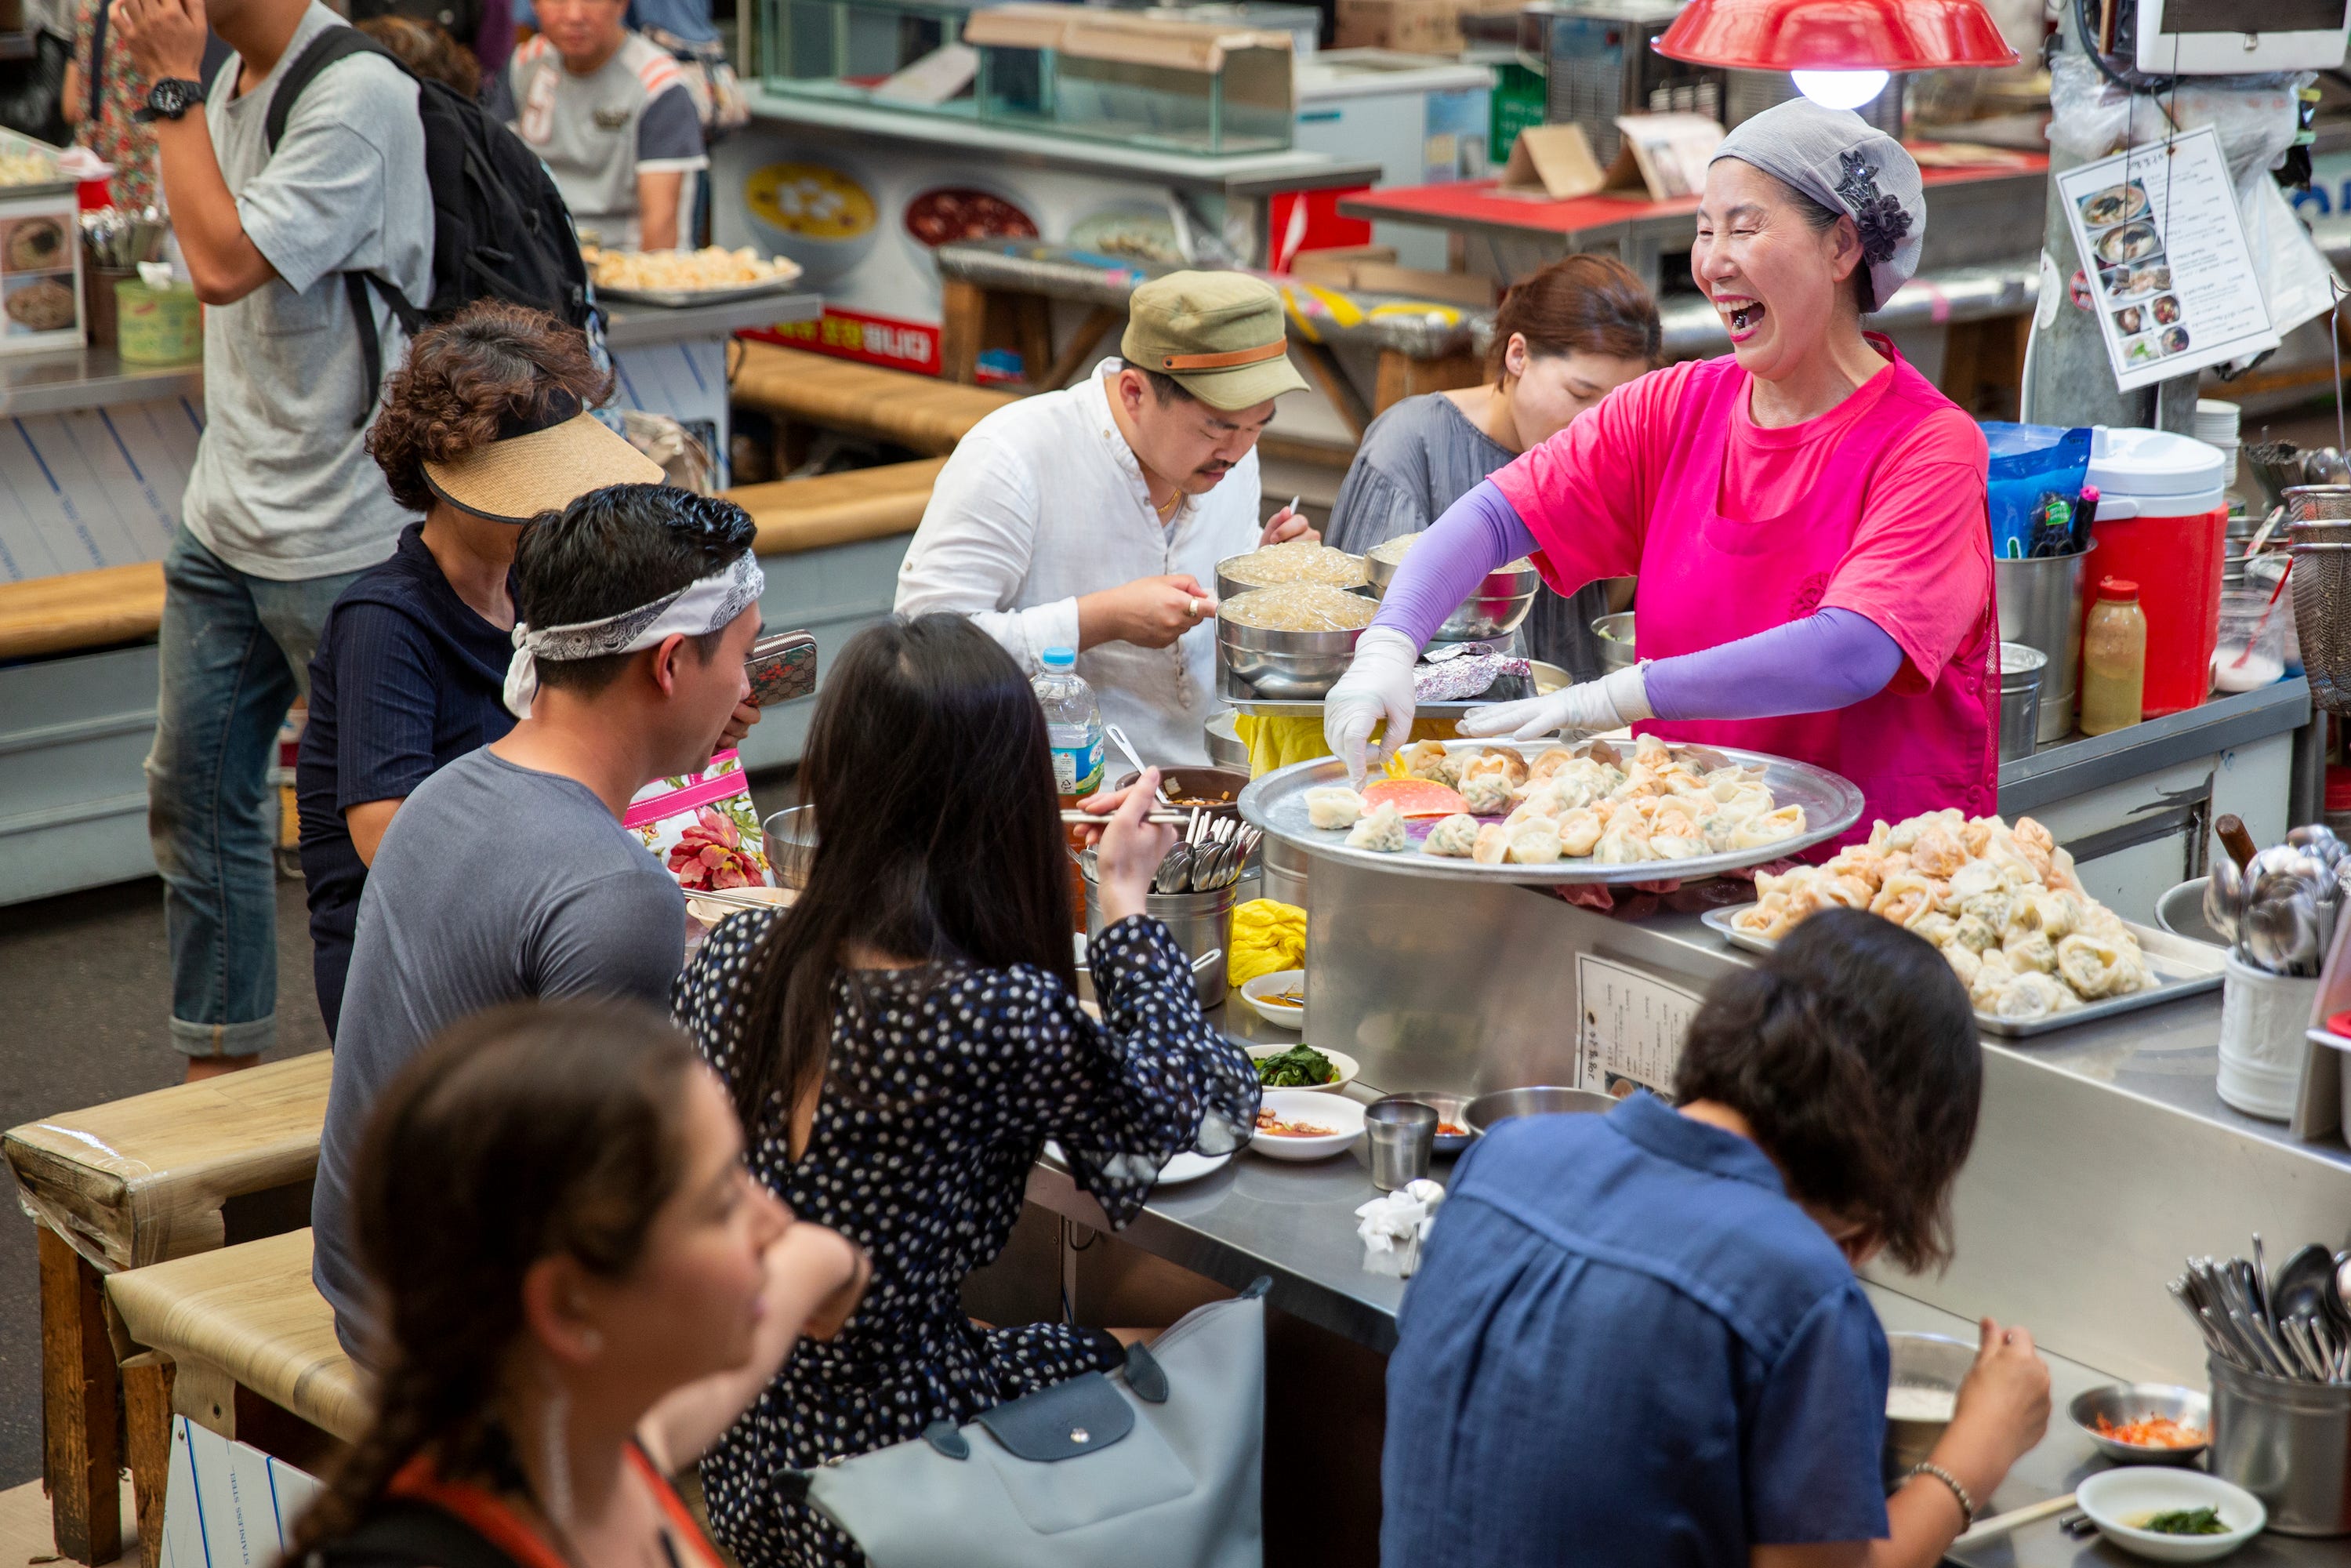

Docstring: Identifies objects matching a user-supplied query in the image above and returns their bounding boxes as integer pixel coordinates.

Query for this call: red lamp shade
[1656,0,2020,71]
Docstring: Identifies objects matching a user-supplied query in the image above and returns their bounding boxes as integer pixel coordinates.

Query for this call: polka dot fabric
[674,911,1261,1568]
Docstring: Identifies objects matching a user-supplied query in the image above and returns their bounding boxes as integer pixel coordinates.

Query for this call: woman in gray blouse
[1327,255,1660,681]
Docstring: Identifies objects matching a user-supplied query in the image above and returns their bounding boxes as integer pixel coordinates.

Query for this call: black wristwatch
[132,78,206,122]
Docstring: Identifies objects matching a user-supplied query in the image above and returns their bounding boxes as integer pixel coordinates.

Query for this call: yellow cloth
[1232,714,1458,779]
[1228,898,1306,989]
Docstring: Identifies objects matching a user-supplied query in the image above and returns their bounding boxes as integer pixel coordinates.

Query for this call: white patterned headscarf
[503,550,765,719]
[1711,97,1924,313]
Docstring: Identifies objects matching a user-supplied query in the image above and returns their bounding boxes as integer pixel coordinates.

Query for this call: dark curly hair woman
[296,300,673,1036]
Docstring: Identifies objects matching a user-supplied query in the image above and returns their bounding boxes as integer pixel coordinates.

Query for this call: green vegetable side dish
[1256,1044,1337,1087]
[2136,1508,2229,1537]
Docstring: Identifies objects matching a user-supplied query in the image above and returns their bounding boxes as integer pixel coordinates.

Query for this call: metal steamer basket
[2286,487,2351,713]
[1364,540,1540,643]
[1238,739,1865,885]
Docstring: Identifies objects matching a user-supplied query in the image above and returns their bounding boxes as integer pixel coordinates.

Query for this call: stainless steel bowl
[1594,611,1636,671]
[1464,1085,1616,1133]
[1388,1091,1478,1156]
[1205,711,1246,770]
[2070,1383,2211,1465]
[1112,766,1248,823]
[1364,536,1541,641]
[1214,550,1370,604]
[1217,615,1365,697]
[760,805,816,890]
[2157,877,2225,946]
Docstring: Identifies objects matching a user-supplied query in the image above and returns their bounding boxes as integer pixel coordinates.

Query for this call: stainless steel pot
[1593,611,1636,672]
[1214,550,1370,603]
[1082,872,1234,1004]
[1994,547,2092,745]
[1996,641,2047,763]
[1464,1085,1614,1132]
[2210,1354,2351,1535]
[1205,712,1246,770]
[1217,615,1364,697]
[760,806,816,890]
[1364,535,1541,641]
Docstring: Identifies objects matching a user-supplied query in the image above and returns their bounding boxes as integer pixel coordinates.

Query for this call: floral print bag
[623,749,773,892]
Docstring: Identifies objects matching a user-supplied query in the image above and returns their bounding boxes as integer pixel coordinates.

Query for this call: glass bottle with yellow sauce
[2079,577,2148,736]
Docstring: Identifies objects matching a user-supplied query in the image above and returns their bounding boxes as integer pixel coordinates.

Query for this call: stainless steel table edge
[601,291,822,348]
[1999,679,2311,815]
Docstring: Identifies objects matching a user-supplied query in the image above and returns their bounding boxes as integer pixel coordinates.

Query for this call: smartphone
[744,630,818,707]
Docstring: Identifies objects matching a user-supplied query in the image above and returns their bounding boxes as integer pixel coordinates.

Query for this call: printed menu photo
[2058,126,2277,391]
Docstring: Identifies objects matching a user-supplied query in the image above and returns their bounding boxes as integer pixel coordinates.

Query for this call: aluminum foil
[1415,655,1529,703]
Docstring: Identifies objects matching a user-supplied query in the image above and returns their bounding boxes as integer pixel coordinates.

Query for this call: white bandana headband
[504,551,767,718]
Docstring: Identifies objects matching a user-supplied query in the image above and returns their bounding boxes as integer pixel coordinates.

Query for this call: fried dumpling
[1346,801,1406,852]
[1305,786,1366,829]
[1471,823,1511,864]
[1459,771,1514,816]
[1507,818,1563,864]
[1422,812,1480,858]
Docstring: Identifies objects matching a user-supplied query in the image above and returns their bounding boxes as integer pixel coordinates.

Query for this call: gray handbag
[782,1279,1268,1568]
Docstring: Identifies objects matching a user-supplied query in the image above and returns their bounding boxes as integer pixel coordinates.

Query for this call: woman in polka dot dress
[673,614,1261,1568]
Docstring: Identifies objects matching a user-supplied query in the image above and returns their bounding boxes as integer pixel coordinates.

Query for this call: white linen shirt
[894,361,1262,767]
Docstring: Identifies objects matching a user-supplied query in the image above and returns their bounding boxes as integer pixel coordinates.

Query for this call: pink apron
[1631,350,1997,851]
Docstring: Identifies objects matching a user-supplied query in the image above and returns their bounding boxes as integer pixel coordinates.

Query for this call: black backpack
[264,27,595,421]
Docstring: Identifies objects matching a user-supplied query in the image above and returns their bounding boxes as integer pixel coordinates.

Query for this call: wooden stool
[107,1229,371,1568]
[6,1052,334,1564]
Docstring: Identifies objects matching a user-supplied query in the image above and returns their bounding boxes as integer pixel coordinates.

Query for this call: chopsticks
[1951,1492,2077,1547]
[1060,809,1195,826]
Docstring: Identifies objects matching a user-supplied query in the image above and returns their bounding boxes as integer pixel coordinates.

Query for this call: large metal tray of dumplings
[1699,906,2226,1036]
[1236,739,1864,885]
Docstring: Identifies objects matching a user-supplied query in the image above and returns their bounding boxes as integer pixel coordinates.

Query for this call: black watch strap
[133,78,206,122]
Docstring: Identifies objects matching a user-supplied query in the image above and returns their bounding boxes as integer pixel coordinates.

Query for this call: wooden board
[5,1051,332,1272]
[732,343,1016,456]
[731,458,947,557]
[39,1228,121,1564]
[106,1229,372,1446]
[0,561,164,662]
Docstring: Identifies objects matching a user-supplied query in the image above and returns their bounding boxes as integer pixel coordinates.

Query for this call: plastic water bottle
[1034,648,1105,800]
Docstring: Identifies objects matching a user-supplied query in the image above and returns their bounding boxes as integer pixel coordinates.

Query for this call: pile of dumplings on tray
[1301,734,1808,868]
[1733,809,2154,1022]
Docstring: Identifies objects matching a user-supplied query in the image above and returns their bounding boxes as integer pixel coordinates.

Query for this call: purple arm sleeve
[1367,479,1540,646]
[1645,607,1904,720]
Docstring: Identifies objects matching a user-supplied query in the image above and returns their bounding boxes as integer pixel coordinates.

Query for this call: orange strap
[1157,339,1288,372]
[386,1447,724,1568]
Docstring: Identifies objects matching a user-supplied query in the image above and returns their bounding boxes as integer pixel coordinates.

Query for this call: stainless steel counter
[0,344,201,418]
[2001,679,2311,816]
[601,291,822,349]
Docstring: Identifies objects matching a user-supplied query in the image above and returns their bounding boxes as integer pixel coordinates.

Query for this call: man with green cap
[897,270,1312,766]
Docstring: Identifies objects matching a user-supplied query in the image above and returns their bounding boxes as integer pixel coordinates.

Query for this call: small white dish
[1240,969,1306,1029]
[1245,1043,1359,1094]
[685,884,794,926]
[1250,1090,1366,1161]
[1039,1140,1233,1188]
[2077,1467,2265,1562]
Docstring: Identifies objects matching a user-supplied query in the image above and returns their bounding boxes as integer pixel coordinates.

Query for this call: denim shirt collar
[1606,1091,1787,1196]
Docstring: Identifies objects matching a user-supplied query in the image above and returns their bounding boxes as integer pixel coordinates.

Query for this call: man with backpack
[115,0,433,1078]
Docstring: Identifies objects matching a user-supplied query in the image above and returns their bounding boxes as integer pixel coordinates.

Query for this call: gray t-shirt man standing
[114,0,433,1080]
[312,485,767,1357]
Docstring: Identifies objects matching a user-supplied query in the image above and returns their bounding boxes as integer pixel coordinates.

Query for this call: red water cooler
[2083,427,2229,719]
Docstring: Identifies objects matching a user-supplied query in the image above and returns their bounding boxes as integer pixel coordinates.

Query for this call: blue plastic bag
[1983,423,2092,559]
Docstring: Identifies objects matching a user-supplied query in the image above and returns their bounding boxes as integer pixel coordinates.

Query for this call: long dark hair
[290,1000,698,1552]
[1673,908,1980,1272]
[730,614,1076,1134]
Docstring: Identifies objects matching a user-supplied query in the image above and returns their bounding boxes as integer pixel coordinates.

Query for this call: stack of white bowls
[2197,398,2242,491]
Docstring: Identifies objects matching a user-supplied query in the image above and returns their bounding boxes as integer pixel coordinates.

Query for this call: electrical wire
[2073,0,2176,97]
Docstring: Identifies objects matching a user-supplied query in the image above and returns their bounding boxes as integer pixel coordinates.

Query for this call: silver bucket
[1994,548,2092,744]
[2210,1355,2351,1535]
[1996,642,2047,762]
[1082,872,1234,1005]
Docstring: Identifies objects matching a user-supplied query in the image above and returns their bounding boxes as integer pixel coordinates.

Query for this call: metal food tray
[593,274,807,309]
[1237,739,1865,886]
[1699,906,2225,1036]
[1217,660,1572,718]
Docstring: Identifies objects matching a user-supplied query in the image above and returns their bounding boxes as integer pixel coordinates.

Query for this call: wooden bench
[5,1052,335,1564]
[0,561,166,662]
[731,342,1017,456]
[735,457,948,556]
[107,1229,369,1566]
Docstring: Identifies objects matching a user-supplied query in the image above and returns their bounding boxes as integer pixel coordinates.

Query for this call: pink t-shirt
[1489,353,1991,691]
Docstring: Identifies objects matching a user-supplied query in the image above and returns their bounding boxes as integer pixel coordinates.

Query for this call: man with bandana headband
[310,482,764,1358]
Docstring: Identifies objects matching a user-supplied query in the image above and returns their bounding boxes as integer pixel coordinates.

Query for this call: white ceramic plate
[1250,1090,1365,1161]
[1240,969,1306,1029]
[1040,1140,1234,1188]
[2076,1467,2265,1562]
[1245,1043,1358,1094]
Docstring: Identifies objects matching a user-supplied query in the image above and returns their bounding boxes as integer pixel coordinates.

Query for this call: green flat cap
[1121,270,1309,411]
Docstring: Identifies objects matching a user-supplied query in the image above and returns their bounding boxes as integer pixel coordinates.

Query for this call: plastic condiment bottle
[2079,577,2148,736]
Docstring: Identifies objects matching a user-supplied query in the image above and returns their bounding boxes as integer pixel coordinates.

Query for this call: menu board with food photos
[0,195,80,354]
[2058,125,2277,393]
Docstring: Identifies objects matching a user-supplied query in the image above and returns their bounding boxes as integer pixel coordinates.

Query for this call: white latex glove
[1460,662,1653,742]
[1322,626,1420,784]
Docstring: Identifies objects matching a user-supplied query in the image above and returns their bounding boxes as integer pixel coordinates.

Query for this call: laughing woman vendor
[1325,101,1995,838]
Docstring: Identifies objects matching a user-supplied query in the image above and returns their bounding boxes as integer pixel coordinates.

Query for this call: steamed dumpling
[1968,948,2016,1011]
[1557,808,1605,858]
[1306,786,1365,829]
[1943,942,1983,988]
[1595,821,1653,864]
[2057,931,2137,999]
[1460,771,1515,815]
[1729,804,1807,849]
[1346,801,1406,852]
[1422,813,1481,858]
[1993,971,2070,1022]
[1650,832,1708,861]
[1507,819,1563,864]
[1950,913,1998,954]
[2002,927,2059,975]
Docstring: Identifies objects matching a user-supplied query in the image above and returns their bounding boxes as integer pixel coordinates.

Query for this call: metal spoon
[2332,1251,2351,1333]
[1153,844,1192,894]
[2273,1243,2334,1327]
[1104,723,1170,808]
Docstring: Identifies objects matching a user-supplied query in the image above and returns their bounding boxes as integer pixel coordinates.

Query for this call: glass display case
[962,3,1296,154]
[759,0,985,117]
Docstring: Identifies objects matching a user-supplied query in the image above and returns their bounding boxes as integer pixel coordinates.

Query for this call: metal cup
[1994,548,2093,745]
[1366,1098,1439,1192]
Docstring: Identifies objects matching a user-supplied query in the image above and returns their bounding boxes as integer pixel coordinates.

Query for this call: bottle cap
[2100,576,2139,597]
[1040,648,1076,669]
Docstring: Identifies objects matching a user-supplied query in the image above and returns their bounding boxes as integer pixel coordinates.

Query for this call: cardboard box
[1333,0,1463,53]
[1494,114,1724,202]
[1288,249,1496,307]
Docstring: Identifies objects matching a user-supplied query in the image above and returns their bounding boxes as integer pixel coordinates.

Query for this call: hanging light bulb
[1790,68,1891,109]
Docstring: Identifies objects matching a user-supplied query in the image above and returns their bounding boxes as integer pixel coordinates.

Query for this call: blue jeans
[147,525,369,1058]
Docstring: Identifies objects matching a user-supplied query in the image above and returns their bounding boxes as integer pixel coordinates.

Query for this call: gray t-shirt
[184,4,434,581]
[311,746,686,1354]
[1326,392,1612,684]
[494,31,707,249]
